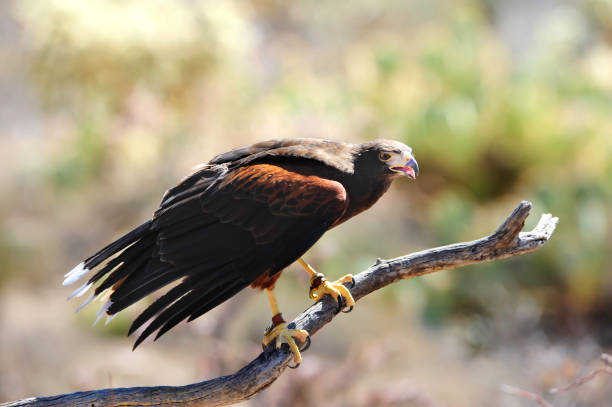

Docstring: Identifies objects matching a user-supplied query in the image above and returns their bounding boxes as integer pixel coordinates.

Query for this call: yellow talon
[262,321,309,367]
[263,289,309,367]
[309,273,356,312]
[297,258,356,313]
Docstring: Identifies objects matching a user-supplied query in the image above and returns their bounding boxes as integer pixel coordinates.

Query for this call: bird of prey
[63,138,418,366]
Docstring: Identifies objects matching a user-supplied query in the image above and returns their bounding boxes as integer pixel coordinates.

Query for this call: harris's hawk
[64,138,418,365]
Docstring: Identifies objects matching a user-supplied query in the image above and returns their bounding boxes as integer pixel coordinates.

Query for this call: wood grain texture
[2,201,558,407]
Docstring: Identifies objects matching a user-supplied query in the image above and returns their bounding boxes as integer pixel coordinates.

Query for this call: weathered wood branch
[2,201,558,407]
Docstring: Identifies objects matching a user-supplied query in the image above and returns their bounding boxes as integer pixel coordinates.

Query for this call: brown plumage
[63,138,418,348]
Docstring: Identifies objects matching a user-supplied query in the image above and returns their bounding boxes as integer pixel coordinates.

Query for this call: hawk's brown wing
[101,161,348,347]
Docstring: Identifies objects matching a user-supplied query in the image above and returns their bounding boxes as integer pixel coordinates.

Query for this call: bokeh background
[1,0,611,406]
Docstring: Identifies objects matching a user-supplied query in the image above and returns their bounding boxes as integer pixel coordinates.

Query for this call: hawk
[64,138,418,366]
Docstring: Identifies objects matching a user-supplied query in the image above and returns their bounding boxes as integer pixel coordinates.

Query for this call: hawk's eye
[379,152,392,161]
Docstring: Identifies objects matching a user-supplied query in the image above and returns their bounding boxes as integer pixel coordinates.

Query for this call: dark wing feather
[155,280,246,340]
[128,281,193,336]
[158,165,227,209]
[131,267,242,349]
[115,161,349,347]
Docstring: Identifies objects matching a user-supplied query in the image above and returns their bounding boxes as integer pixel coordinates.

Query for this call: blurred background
[0,0,611,406]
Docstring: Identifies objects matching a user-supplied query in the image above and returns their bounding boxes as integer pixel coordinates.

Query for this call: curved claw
[309,288,316,300]
[285,334,310,368]
[342,305,354,313]
[349,277,356,288]
[300,335,311,352]
[334,295,343,314]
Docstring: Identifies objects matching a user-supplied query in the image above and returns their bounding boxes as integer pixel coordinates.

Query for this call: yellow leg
[262,288,309,367]
[298,258,356,313]
[266,287,281,315]
[297,258,317,277]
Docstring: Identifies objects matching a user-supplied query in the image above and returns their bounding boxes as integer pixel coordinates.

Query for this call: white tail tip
[93,301,112,326]
[76,293,96,313]
[63,263,89,286]
[67,282,93,300]
[105,314,117,325]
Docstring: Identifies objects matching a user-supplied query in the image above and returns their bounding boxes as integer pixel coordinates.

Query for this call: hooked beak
[391,156,419,179]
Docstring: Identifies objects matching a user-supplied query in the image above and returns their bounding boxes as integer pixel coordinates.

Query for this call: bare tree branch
[500,385,554,407]
[501,353,612,407]
[549,353,612,395]
[1,201,558,407]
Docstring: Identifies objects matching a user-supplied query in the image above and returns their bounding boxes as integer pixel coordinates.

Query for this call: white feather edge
[76,293,95,312]
[93,301,112,326]
[105,314,117,325]
[98,288,111,303]
[67,282,93,300]
[63,262,89,286]
[65,263,120,326]
[74,292,118,326]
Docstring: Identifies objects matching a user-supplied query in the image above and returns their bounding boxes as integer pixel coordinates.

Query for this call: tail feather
[92,233,157,296]
[64,220,155,315]
[63,220,153,288]
[155,280,245,341]
[132,266,242,348]
[186,281,247,322]
[108,265,184,314]
[110,256,237,316]
[128,283,193,336]
[83,220,153,271]
[131,275,213,349]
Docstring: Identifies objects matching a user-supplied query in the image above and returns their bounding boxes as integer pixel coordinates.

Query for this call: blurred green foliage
[3,0,612,343]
